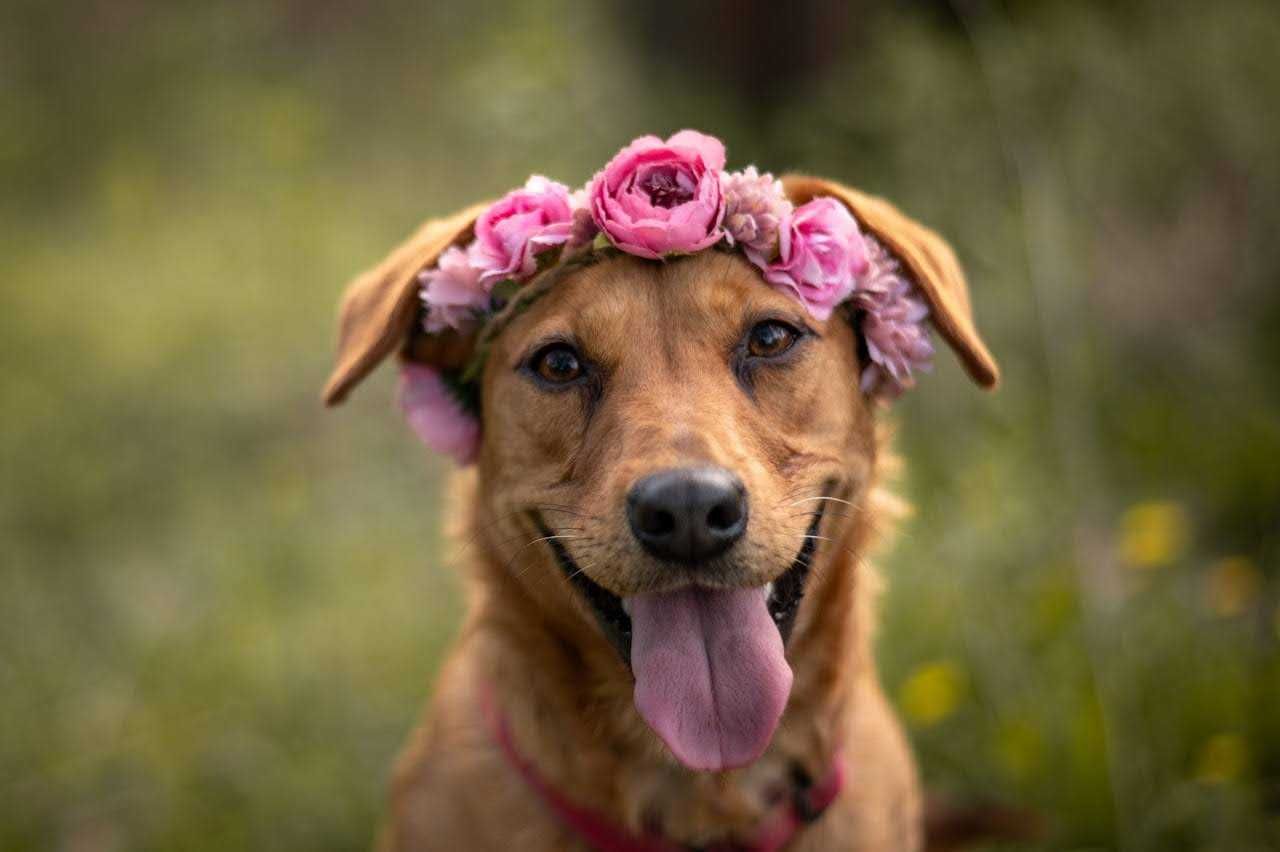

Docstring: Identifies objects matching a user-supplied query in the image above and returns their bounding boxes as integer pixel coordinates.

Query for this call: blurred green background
[3,0,1278,849]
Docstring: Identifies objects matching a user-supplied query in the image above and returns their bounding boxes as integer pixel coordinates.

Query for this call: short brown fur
[326,179,996,851]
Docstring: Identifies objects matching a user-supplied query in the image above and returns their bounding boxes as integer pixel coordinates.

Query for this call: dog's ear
[781,175,1000,389]
[322,201,491,406]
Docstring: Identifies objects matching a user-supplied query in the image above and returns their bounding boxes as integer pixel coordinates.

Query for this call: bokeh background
[3,0,1279,849]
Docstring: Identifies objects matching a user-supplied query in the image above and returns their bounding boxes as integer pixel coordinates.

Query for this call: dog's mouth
[533,502,826,772]
[533,504,825,663]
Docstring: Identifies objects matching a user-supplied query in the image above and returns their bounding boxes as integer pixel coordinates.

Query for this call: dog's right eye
[530,343,583,385]
[746,320,801,359]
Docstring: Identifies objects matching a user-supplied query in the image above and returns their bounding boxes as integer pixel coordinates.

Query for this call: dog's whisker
[532,502,602,521]
[787,495,855,509]
[503,533,584,577]
[491,528,584,556]
[457,509,554,556]
[794,553,817,573]
[453,501,600,565]
[478,502,597,531]
[775,483,818,506]
[787,510,854,523]
[808,538,864,575]
[459,522,585,563]
[563,561,596,582]
[511,531,609,586]
[797,533,839,573]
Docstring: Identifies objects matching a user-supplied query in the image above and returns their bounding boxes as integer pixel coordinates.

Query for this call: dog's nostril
[626,467,749,565]
[640,507,676,537]
[706,501,741,532]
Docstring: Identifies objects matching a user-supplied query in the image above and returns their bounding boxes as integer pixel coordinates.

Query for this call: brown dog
[324,176,998,851]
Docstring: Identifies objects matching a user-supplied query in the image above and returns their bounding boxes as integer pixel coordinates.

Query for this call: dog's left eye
[531,343,583,384]
[746,320,800,359]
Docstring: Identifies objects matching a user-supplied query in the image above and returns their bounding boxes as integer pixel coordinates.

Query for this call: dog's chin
[534,504,826,666]
[534,506,825,772]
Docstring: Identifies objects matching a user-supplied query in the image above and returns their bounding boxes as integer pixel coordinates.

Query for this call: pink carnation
[589,130,726,259]
[851,236,934,398]
[418,246,488,333]
[470,175,574,286]
[398,363,479,465]
[563,187,599,253]
[721,167,792,256]
[748,197,869,321]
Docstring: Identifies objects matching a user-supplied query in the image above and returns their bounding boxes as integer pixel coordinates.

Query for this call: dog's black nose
[627,467,748,564]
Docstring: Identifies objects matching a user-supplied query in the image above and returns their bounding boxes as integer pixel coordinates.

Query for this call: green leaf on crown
[534,245,563,272]
[489,278,520,308]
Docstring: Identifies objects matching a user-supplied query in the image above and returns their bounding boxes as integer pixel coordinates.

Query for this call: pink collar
[482,687,845,852]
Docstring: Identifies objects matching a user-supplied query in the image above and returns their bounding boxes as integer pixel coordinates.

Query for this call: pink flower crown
[404,130,933,463]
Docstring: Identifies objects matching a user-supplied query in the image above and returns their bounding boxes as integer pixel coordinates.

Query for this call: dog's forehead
[516,252,798,343]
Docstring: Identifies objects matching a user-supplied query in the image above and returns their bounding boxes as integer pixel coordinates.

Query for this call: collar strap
[481,685,844,852]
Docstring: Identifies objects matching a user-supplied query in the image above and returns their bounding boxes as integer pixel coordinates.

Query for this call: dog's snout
[626,467,748,564]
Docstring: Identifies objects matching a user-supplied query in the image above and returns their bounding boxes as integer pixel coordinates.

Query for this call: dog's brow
[740,307,818,337]
[511,332,577,369]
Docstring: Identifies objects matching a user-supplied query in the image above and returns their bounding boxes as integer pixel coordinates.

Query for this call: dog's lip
[531,503,826,663]
[764,503,825,642]
[532,513,633,663]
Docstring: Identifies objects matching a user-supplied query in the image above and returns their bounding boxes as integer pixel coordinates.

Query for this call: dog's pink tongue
[628,586,792,772]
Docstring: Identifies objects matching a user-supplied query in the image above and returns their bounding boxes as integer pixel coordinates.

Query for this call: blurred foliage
[2,0,1278,849]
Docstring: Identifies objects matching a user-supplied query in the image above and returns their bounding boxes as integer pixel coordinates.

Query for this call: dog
[324,171,999,850]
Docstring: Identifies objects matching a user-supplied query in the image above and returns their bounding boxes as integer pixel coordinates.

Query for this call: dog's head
[324,175,997,772]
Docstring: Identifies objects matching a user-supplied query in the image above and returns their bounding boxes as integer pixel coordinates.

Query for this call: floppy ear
[322,201,492,406]
[781,175,1000,389]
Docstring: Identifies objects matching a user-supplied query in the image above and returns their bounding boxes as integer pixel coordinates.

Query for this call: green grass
[2,1,1278,849]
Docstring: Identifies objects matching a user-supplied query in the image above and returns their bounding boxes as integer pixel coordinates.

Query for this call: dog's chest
[620,751,806,844]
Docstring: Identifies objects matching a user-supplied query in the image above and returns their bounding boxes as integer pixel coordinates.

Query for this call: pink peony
[418,246,488,333]
[851,236,934,398]
[748,197,869,321]
[398,363,480,465]
[721,167,792,256]
[588,130,726,259]
[470,175,574,286]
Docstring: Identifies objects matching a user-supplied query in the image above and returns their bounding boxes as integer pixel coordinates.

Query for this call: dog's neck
[451,469,894,844]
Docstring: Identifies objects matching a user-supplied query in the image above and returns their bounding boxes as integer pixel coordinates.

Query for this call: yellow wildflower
[1119,501,1189,568]
[900,662,965,727]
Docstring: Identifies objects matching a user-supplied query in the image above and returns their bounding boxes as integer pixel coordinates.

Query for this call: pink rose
[589,130,726,259]
[470,175,574,285]
[399,364,480,465]
[747,198,869,321]
[418,246,488,333]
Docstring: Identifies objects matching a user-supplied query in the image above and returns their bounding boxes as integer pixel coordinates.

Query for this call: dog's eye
[532,343,583,384]
[747,321,799,359]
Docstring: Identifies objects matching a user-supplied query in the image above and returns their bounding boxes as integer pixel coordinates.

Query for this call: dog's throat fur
[531,503,826,666]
